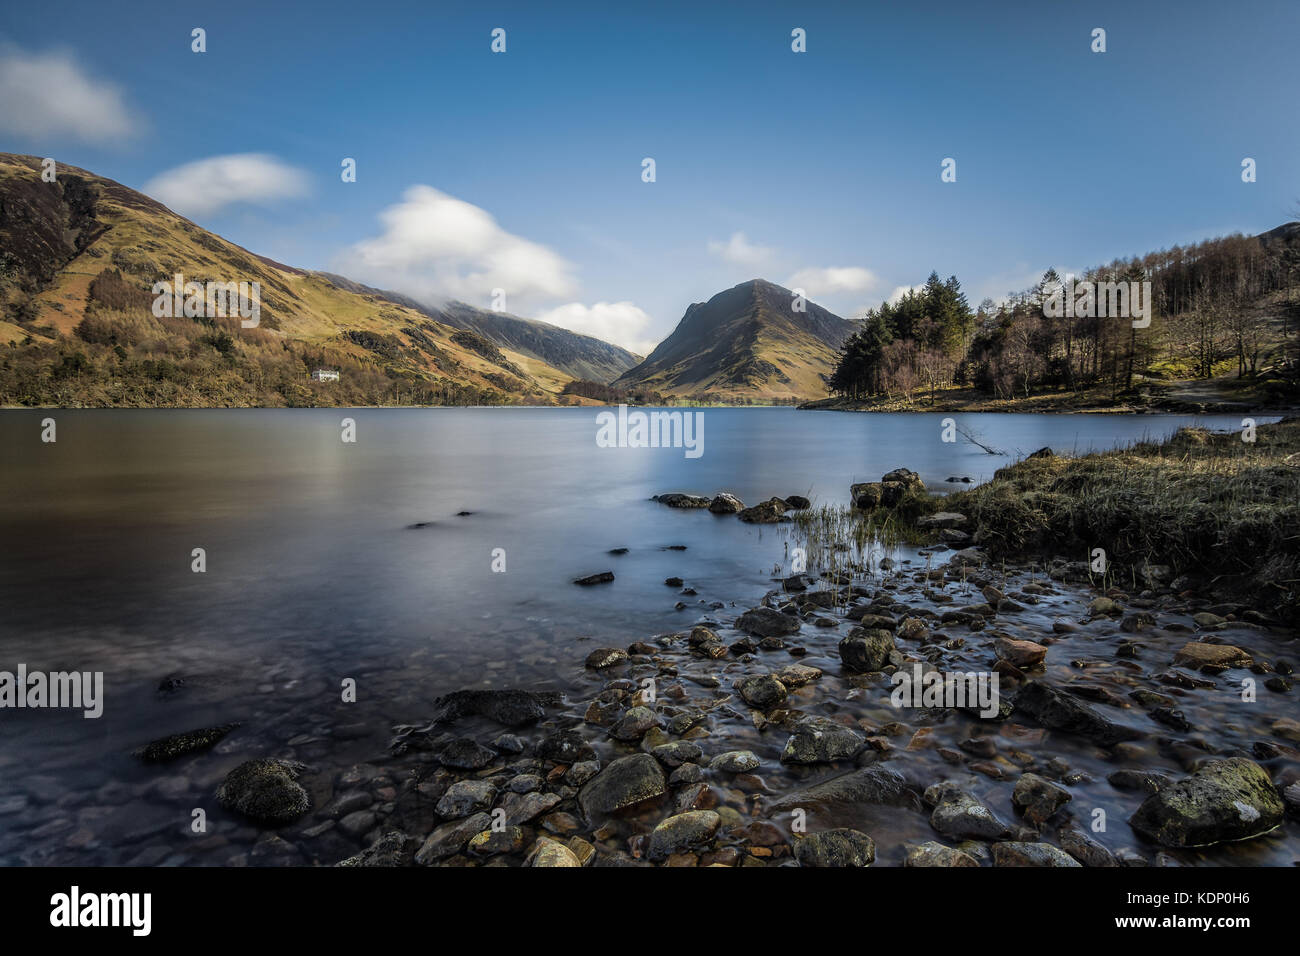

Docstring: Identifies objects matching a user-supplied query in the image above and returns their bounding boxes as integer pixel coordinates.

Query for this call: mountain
[613,278,855,401]
[317,278,640,384]
[0,153,602,407]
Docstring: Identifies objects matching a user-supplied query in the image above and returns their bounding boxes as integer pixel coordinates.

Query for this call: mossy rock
[1129,758,1284,847]
[216,758,311,824]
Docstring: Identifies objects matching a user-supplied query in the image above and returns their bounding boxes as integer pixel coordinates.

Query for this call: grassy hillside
[0,153,579,407]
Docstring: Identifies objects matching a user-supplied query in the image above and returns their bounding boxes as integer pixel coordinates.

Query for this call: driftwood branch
[956,424,1003,456]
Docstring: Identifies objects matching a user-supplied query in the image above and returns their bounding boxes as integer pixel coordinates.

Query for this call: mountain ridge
[0,153,613,406]
[613,278,855,401]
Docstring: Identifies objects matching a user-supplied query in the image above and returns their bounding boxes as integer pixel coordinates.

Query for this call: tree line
[829,227,1300,404]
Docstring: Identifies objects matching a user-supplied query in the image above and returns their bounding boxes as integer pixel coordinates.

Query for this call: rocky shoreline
[95,470,1295,868]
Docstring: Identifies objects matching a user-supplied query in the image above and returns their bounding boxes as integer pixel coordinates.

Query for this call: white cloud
[534,301,657,356]
[785,266,879,300]
[707,231,774,266]
[143,154,310,218]
[887,284,923,305]
[0,47,139,143]
[346,185,577,309]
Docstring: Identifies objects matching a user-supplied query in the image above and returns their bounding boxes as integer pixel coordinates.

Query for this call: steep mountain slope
[317,276,640,383]
[613,279,855,400]
[0,153,582,407]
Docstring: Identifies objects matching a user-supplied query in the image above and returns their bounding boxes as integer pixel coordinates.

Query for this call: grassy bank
[846,418,1300,616]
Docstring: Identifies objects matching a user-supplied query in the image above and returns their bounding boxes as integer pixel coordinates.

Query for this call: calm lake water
[0,407,1276,865]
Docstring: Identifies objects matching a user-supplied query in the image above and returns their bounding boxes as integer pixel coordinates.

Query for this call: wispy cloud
[707,231,774,267]
[786,266,878,297]
[144,154,311,218]
[0,47,140,144]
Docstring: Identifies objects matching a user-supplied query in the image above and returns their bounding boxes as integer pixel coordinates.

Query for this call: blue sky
[2,0,1297,353]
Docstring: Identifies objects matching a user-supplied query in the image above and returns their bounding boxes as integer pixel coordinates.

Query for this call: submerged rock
[736,606,800,637]
[335,831,414,867]
[1011,772,1071,827]
[574,571,615,586]
[709,750,760,773]
[904,841,979,867]
[439,738,496,770]
[648,810,720,860]
[992,841,1081,867]
[838,627,895,672]
[1173,642,1253,669]
[136,723,239,763]
[926,783,1012,840]
[738,673,788,709]
[995,638,1047,669]
[415,812,491,864]
[794,828,875,867]
[429,688,548,727]
[1013,680,1141,747]
[768,766,921,814]
[780,716,865,765]
[585,647,628,669]
[737,498,789,523]
[1128,758,1284,847]
[653,493,711,509]
[577,753,667,821]
[216,758,311,825]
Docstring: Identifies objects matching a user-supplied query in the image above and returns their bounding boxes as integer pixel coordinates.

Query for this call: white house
[311,368,340,382]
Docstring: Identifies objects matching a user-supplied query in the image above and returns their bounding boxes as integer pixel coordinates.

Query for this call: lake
[0,407,1278,865]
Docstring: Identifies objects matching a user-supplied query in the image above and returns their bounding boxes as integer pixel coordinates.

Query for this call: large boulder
[1128,758,1284,847]
[577,753,667,822]
[839,627,895,672]
[216,759,311,824]
[1013,680,1141,747]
